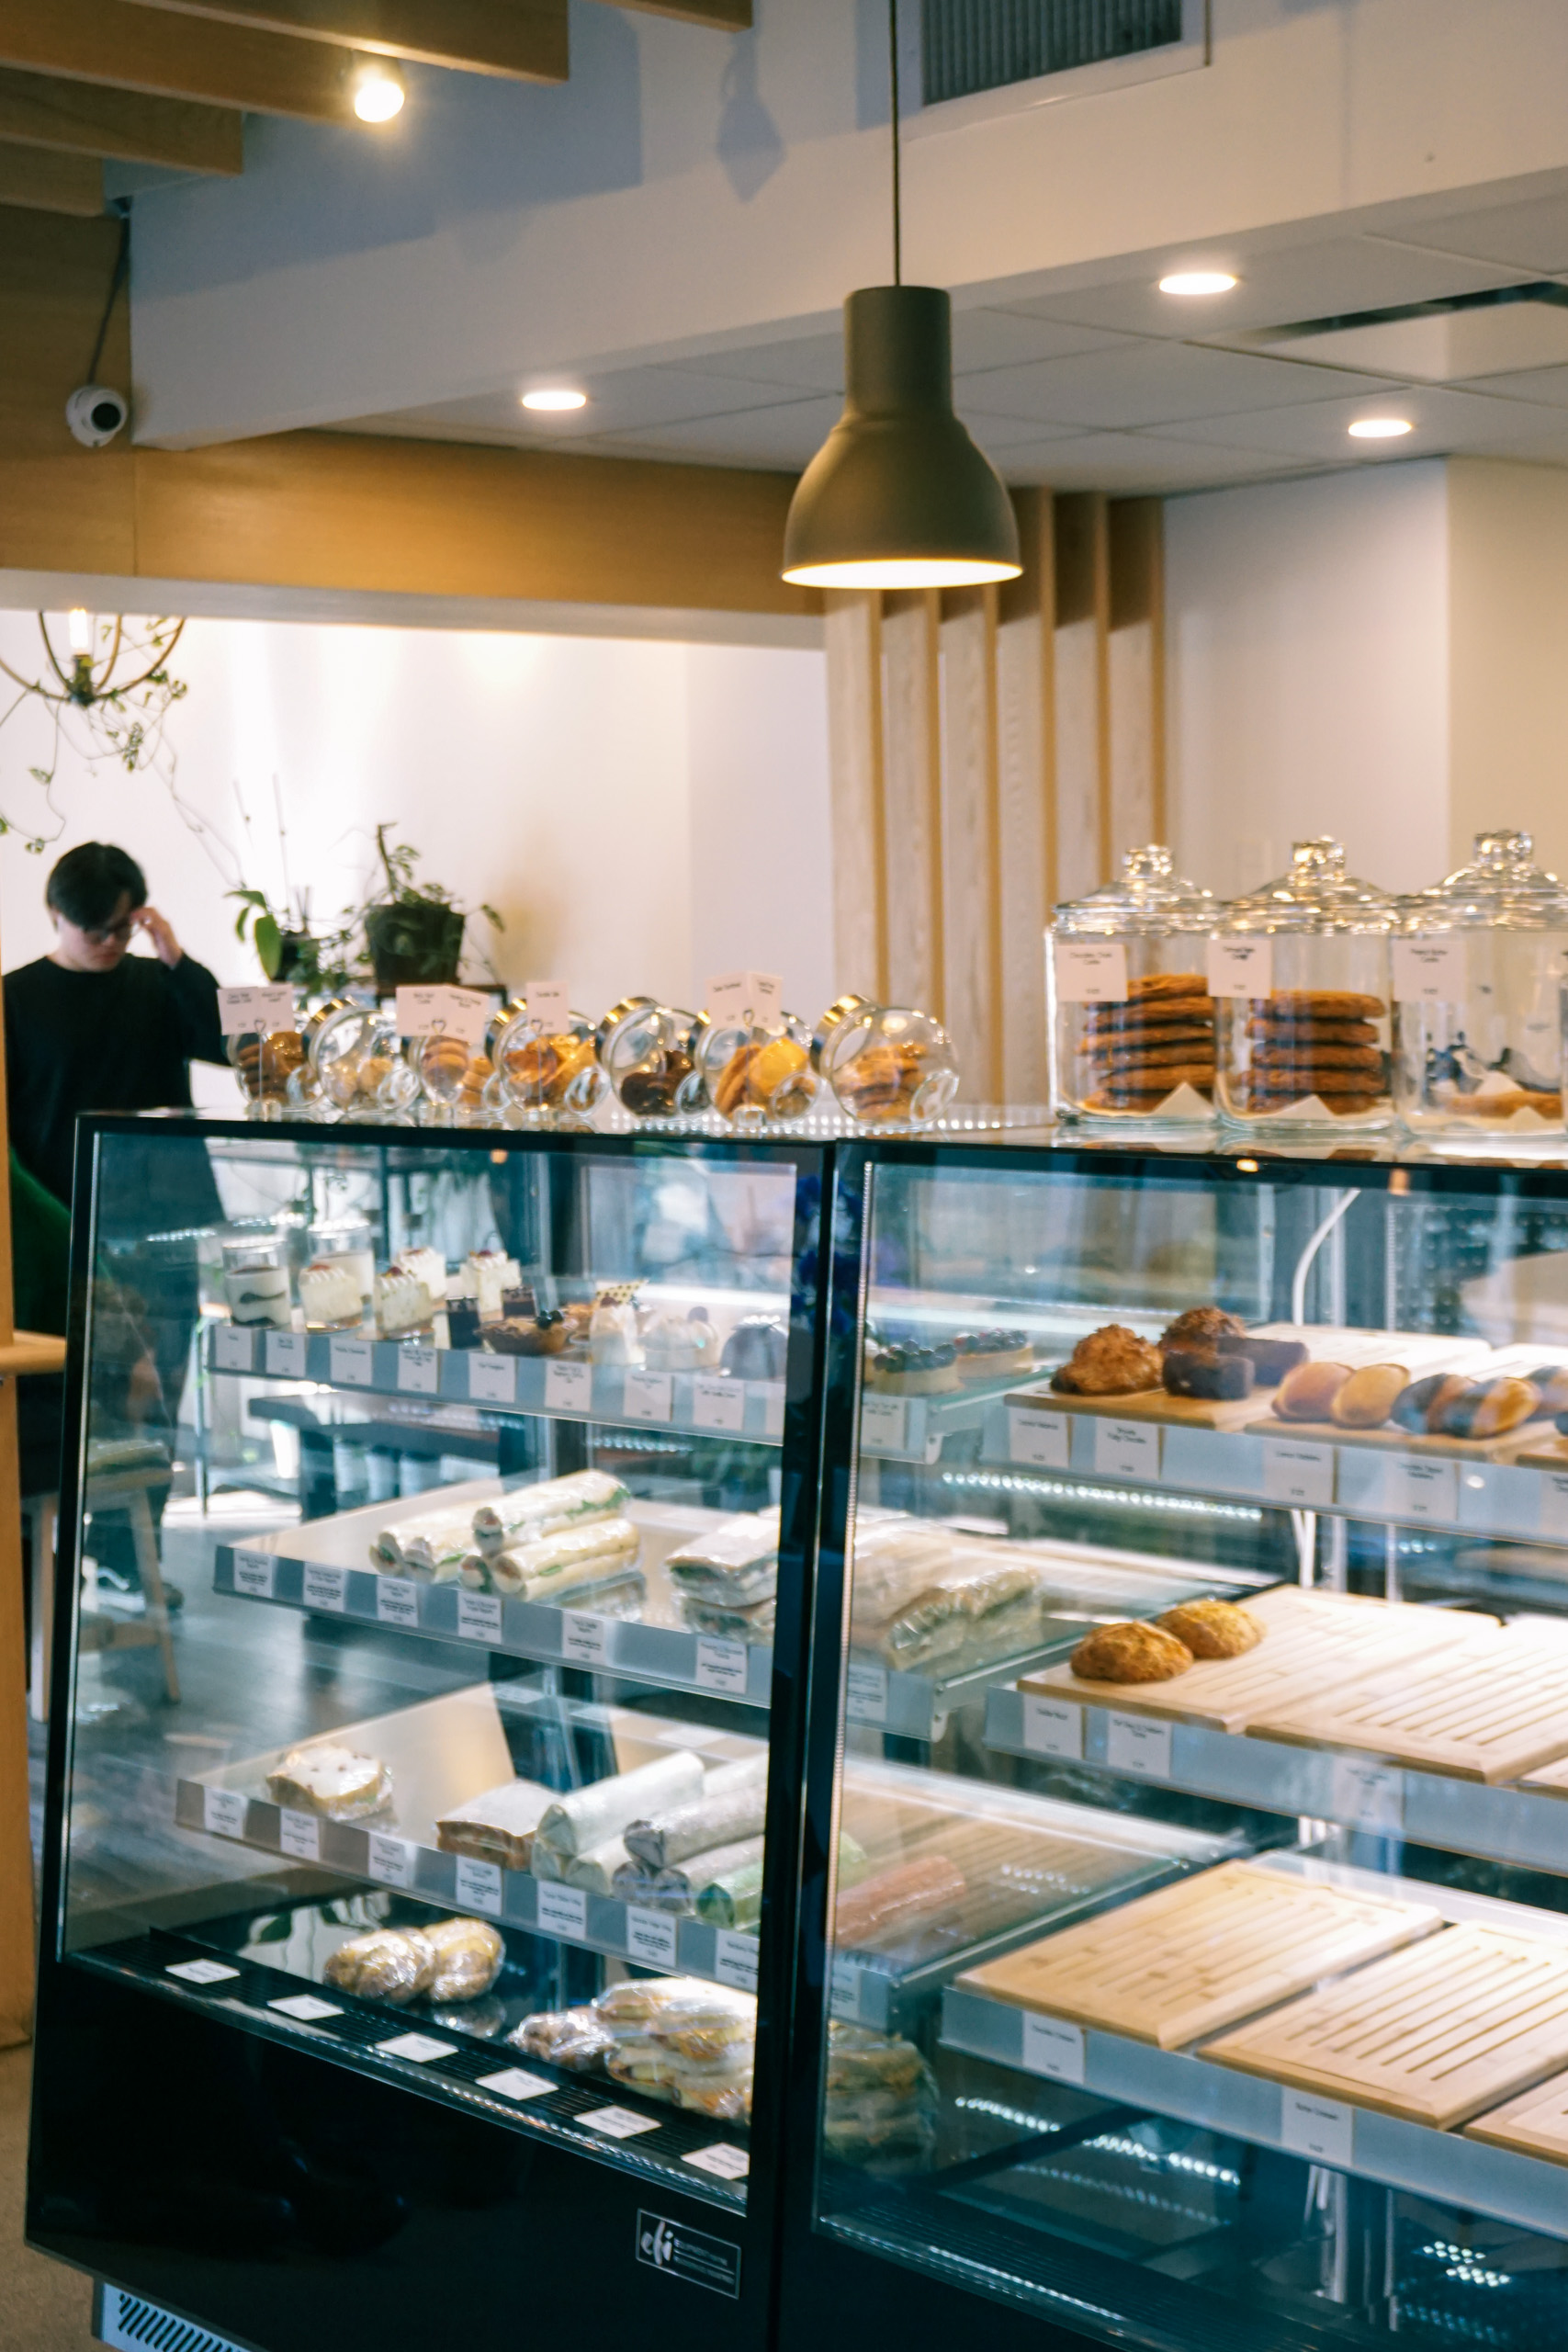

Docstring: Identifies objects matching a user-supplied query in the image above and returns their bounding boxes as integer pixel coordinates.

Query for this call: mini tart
[953,1330,1035,1381]
[868,1344,960,1395]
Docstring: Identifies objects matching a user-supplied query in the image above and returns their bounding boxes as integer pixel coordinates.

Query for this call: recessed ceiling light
[1158,271,1238,297]
[521,388,588,413]
[350,59,405,123]
[1348,416,1414,439]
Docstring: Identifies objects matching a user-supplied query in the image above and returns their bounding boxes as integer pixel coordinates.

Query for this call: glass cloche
[1050,845,1220,1126]
[810,995,959,1128]
[694,1006,817,1127]
[490,997,607,1123]
[596,998,705,1119]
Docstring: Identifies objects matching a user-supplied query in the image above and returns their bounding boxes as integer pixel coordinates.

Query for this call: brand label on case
[537,1882,588,1940]
[1393,936,1466,1004]
[1021,2015,1087,2085]
[397,1343,439,1395]
[457,1591,503,1645]
[1280,2090,1355,2167]
[1009,1406,1069,1470]
[214,1323,254,1373]
[1053,941,1128,1004]
[302,1565,346,1613]
[860,1394,908,1453]
[626,1907,679,1969]
[1262,1437,1336,1508]
[561,1611,610,1667]
[844,1659,888,1724]
[637,2211,742,2296]
[265,1329,308,1378]
[202,1786,247,1839]
[713,1930,759,1994]
[1332,1756,1404,1835]
[1022,1696,1084,1760]
[695,1635,749,1696]
[394,984,490,1048]
[376,2031,455,2065]
[682,2145,750,2183]
[231,1548,275,1599]
[1106,1712,1173,1779]
[367,1831,414,1887]
[468,1352,515,1405]
[278,1808,321,1862]
[1094,1419,1161,1482]
[623,1369,673,1423]
[218,982,297,1036]
[1207,938,1273,1000]
[376,1577,420,1630]
[545,1359,592,1414]
[455,1856,503,1915]
[329,1336,374,1387]
[694,1375,745,1433]
[523,980,571,1031]
[476,2065,552,2102]
[269,1992,341,2022]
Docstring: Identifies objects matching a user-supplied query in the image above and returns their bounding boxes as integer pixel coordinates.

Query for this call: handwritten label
[376,2031,454,2065]
[696,1636,749,1697]
[166,1958,239,1985]
[329,1336,374,1387]
[545,1360,592,1415]
[1053,941,1129,1004]
[476,2066,552,2102]
[1281,2090,1355,2167]
[269,1992,341,2022]
[562,1611,610,1667]
[457,1591,503,1645]
[1207,938,1274,1000]
[523,980,571,1031]
[1106,1712,1173,1779]
[214,1323,254,1374]
[580,2104,660,2140]
[626,1907,679,1969]
[713,1930,759,1994]
[683,2143,750,2181]
[536,1882,589,1940]
[468,1352,516,1405]
[394,984,491,1049]
[830,1954,862,2020]
[1332,1756,1404,1835]
[1021,2015,1087,2085]
[202,1787,247,1839]
[455,1856,503,1916]
[1009,1406,1070,1470]
[1094,1419,1162,1482]
[376,1577,420,1630]
[218,982,297,1037]
[845,1659,888,1725]
[1262,1437,1336,1508]
[367,1831,414,1887]
[265,1329,308,1378]
[231,1548,275,1600]
[278,1808,321,1862]
[302,1565,346,1613]
[397,1344,439,1396]
[694,1376,745,1434]
[1393,936,1467,1005]
[623,1370,673,1423]
[705,969,783,1024]
[1022,1696,1084,1760]
[860,1395,908,1454]
[1385,1454,1460,1523]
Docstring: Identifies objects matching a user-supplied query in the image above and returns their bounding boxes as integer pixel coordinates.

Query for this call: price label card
[329,1336,374,1387]
[213,1323,254,1374]
[623,1369,673,1423]
[845,1659,888,1725]
[231,1548,276,1600]
[166,1957,239,1986]
[830,1954,863,2020]
[694,1375,745,1434]
[580,2105,660,2140]
[1280,2090,1355,2167]
[397,1344,439,1396]
[218,982,297,1036]
[761,1383,786,1442]
[545,1359,593,1414]
[1332,1756,1404,1835]
[523,979,571,1031]
[302,1565,346,1613]
[477,2066,552,2102]
[1009,1407,1070,1471]
[1207,938,1274,1000]
[1053,941,1129,1004]
[1386,1454,1459,1523]
[376,2031,455,2065]
[1094,1419,1162,1482]
[367,1831,414,1888]
[714,1930,759,1994]
[626,1907,679,1969]
[278,1808,321,1862]
[860,1395,908,1454]
[1393,936,1467,1004]
[455,1856,503,1916]
[1022,1696,1084,1760]
[265,1329,308,1378]
[1106,1712,1173,1780]
[683,2143,750,2181]
[457,1591,503,1645]
[1262,1438,1336,1508]
[1021,2015,1087,2086]
[269,1992,342,2023]
[202,1787,247,1839]
[695,1636,749,1697]
[394,983,491,1048]
[705,969,783,1023]
[376,1577,421,1630]
[562,1611,610,1667]
[1541,1473,1568,1542]
[536,1883,588,1941]
[468,1352,516,1405]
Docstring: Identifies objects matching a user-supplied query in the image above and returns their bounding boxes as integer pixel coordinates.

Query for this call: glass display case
[29,1114,830,2352]
[786,1137,1568,2352]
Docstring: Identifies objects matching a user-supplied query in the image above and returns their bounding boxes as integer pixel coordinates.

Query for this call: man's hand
[133,907,183,967]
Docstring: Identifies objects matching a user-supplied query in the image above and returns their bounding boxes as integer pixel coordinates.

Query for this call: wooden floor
[0,2045,93,2352]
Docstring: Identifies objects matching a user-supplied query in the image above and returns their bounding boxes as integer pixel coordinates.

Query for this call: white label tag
[214,1323,254,1373]
[376,2031,455,2065]
[536,1883,588,1940]
[1207,938,1274,1000]
[1008,1406,1070,1470]
[468,1352,516,1405]
[683,2143,750,2181]
[1386,1454,1460,1523]
[623,1369,673,1423]
[845,1659,888,1724]
[1106,1712,1173,1779]
[265,1329,309,1378]
[545,1359,593,1414]
[329,1336,373,1386]
[269,1992,341,2022]
[457,1591,503,1644]
[1021,2014,1087,2085]
[626,1907,679,1969]
[1094,1419,1162,1482]
[1393,936,1467,1005]
[523,980,571,1031]
[231,1548,275,1599]
[1540,1473,1568,1541]
[1022,1696,1084,1759]
[1262,1437,1336,1508]
[219,982,297,1037]
[394,984,491,1049]
[1053,940,1129,1004]
[562,1611,610,1667]
[694,1375,745,1433]
[860,1395,908,1453]
[202,1787,247,1839]
[477,2066,553,2102]
[761,1383,785,1441]
[580,2104,660,2140]
[167,1957,239,1985]
[705,969,783,1024]
[397,1344,439,1395]
[278,1808,321,1862]
[713,1930,759,1994]
[696,1636,750,1696]
[376,1577,421,1630]
[367,1831,414,1887]
[455,1856,503,1916]
[302,1565,347,1613]
[1280,2089,1355,2167]
[1332,1756,1404,1834]
[830,1953,862,2019]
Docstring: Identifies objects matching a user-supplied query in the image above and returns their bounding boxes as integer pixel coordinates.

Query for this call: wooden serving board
[1515,1752,1568,1800]
[1465,2069,1568,2162]
[1240,1410,1559,1463]
[1006,1381,1269,1434]
[1252,1624,1568,1783]
[1206,1924,1568,2129]
[954,1860,1438,2050]
[1021,1585,1487,1736]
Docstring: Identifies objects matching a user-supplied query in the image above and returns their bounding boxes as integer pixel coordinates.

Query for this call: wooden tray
[1006,1381,1269,1434]
[953,1860,1438,2050]
[1206,1923,1568,2128]
[1465,2069,1568,2162]
[1519,1752,1568,1799]
[1021,1585,1486,1736]
[1251,1625,1568,1783]
[1240,1410,1559,1463]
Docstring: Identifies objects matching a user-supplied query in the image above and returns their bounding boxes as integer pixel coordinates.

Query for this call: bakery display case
[28,1115,830,2352]
[784,1137,1568,2352]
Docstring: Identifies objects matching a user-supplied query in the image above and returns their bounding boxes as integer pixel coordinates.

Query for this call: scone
[1052,1325,1164,1396]
[1161,1306,1245,1351]
[1071,1621,1192,1683]
[1158,1599,1262,1659]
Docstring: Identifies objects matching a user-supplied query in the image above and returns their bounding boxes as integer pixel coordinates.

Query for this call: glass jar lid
[1054,844,1216,935]
[1401,830,1568,931]
[1226,837,1395,934]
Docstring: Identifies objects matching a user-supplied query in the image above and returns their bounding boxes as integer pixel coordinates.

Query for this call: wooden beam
[0,68,242,171]
[1107,494,1167,856]
[880,590,943,1014]
[0,141,102,215]
[823,592,887,1002]
[598,0,750,24]
[0,1,359,124]
[1053,489,1111,898]
[0,208,138,576]
[995,486,1056,1105]
[939,584,1003,1101]
[121,0,570,82]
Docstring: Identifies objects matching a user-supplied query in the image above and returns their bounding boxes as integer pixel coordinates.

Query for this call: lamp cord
[888,0,901,285]
[86,203,131,387]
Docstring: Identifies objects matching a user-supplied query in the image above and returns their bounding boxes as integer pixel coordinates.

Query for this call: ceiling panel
[682,307,1137,397]
[1158,383,1568,465]
[582,396,845,468]
[998,432,1324,494]
[340,364,829,449]
[1449,363,1568,410]
[954,341,1393,431]
[1381,194,1568,276]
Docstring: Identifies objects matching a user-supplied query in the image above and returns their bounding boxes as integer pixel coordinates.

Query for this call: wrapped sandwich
[470,1469,629,1557]
[479,1515,641,1600]
[266,1743,392,1822]
[622,1755,769,1871]
[435,1776,554,1871]
[533,1750,705,1863]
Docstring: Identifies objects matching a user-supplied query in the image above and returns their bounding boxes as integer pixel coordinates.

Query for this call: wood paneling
[880,590,943,1012]
[1107,495,1166,858]
[0,67,242,170]
[0,1,359,122]
[939,584,1002,1101]
[823,592,886,1001]
[605,0,750,20]
[995,486,1055,1103]
[122,0,570,81]
[0,141,103,215]
[0,888,31,2048]
[1052,490,1111,898]
[0,208,138,574]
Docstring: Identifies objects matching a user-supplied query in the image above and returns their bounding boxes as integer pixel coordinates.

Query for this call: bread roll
[1070,1621,1192,1683]
[1272,1361,1352,1421]
[1158,1599,1263,1658]
[1329,1363,1408,1430]
[1435,1376,1541,1441]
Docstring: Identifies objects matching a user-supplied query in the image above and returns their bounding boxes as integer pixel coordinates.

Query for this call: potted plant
[358,824,502,993]
[230,888,355,996]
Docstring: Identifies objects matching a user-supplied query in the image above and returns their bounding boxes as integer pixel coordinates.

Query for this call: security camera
[65,385,129,448]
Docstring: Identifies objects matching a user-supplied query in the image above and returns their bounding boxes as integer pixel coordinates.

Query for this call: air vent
[97,2286,250,2352]
[921,0,1185,105]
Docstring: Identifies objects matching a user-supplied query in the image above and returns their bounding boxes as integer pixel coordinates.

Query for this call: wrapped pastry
[835,1855,967,1950]
[368,1503,477,1578]
[486,1515,640,1600]
[665,1512,779,1608]
[659,1834,764,1927]
[510,2008,616,2071]
[848,1518,955,1629]
[423,1916,504,2002]
[534,1750,705,1860]
[562,1834,631,1894]
[590,1301,641,1366]
[430,1995,506,2040]
[435,1777,554,1870]
[325,1926,435,2006]
[826,2025,931,2098]
[471,1469,629,1556]
[266,1743,392,1822]
[598,1979,753,2043]
[679,1593,776,1642]
[824,2083,936,2160]
[869,1555,1043,1669]
[623,1755,769,1871]
[592,1974,726,2026]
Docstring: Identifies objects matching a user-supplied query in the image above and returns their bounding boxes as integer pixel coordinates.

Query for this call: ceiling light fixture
[1158,270,1238,297]
[350,58,405,123]
[1348,416,1414,439]
[521,388,588,413]
[781,4,1019,589]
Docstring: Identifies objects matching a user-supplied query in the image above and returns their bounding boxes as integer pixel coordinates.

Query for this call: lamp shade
[782,286,1021,589]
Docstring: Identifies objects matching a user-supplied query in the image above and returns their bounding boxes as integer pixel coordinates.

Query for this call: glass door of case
[790,1141,1568,2352]
[32,1117,823,2347]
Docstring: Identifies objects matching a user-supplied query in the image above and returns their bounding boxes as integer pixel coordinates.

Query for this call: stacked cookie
[1230,989,1388,1117]
[1079,970,1216,1112]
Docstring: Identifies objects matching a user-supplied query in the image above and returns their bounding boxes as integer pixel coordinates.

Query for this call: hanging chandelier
[0,610,186,710]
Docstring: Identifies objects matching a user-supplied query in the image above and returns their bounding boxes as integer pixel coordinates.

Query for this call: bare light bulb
[351,60,405,123]
[67,608,93,656]
[521,388,588,413]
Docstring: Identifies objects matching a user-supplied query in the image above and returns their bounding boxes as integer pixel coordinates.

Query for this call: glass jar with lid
[227,1025,307,1120]
[1213,838,1394,1132]
[220,1234,291,1329]
[811,995,960,1128]
[406,1029,494,1125]
[1393,831,1568,1136]
[298,1000,415,1121]
[491,996,608,1124]
[595,998,706,1119]
[1050,845,1219,1125]
[694,1006,817,1127]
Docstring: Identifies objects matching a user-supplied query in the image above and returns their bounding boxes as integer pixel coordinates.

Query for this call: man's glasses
[82,918,136,946]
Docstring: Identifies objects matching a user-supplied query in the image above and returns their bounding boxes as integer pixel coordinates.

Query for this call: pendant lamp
[781,7,1020,589]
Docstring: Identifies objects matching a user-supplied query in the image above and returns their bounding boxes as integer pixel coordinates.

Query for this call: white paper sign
[523,980,571,1031]
[1094,1419,1162,1482]
[1021,2015,1087,2085]
[455,1856,503,1916]
[761,1384,786,1441]
[1386,1454,1460,1523]
[397,1344,439,1396]
[683,2143,750,2180]
[1393,936,1467,1004]
[476,2066,552,2102]
[713,1930,759,1994]
[278,1808,321,1862]
[202,1787,247,1839]
[457,1591,503,1644]
[694,1376,745,1434]
[376,1577,421,1630]
[1053,941,1129,1004]
[166,1957,239,1985]
[468,1352,516,1405]
[1022,1696,1084,1760]
[265,1329,309,1378]
[302,1565,347,1613]
[830,1954,863,2020]
[545,1360,592,1415]
[1332,1756,1404,1835]
[705,969,783,1024]
[214,1324,254,1373]
[1207,938,1274,1000]
[231,1548,275,1599]
[394,984,491,1048]
[376,2031,454,2065]
[561,1611,610,1667]
[218,982,297,1037]
[329,1336,374,1387]
[696,1636,749,1696]
[845,1659,888,1724]
[1262,1438,1336,1508]
[860,1395,908,1453]
[1280,2090,1355,2167]
[580,2105,660,2140]
[623,1370,673,1423]
[536,1882,588,1940]
[1106,1712,1173,1779]
[367,1831,414,1887]
[1541,1472,1568,1542]
[1009,1407,1070,1471]
[269,1993,341,2022]
[626,1907,679,1969]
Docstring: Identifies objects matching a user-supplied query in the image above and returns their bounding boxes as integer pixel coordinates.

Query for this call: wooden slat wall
[823,485,1166,1105]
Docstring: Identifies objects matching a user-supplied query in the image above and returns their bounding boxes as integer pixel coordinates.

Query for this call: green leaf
[255,912,282,978]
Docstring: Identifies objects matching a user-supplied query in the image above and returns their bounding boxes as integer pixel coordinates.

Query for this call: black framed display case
[27,1114,832,2352]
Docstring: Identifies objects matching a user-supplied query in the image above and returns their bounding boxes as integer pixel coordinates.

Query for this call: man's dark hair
[45,842,146,932]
